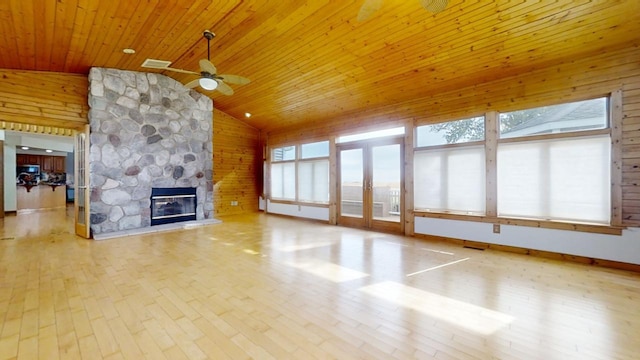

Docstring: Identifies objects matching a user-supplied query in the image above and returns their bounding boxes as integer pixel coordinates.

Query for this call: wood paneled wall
[623,81,640,224]
[0,69,88,130]
[0,140,3,217]
[212,109,261,216]
[268,46,640,227]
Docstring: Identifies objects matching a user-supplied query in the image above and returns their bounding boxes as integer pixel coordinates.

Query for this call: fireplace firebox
[150,187,197,226]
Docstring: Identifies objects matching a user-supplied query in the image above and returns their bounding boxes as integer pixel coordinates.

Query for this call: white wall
[266,200,330,221]
[15,133,74,153]
[3,136,17,211]
[263,203,640,265]
[415,217,640,265]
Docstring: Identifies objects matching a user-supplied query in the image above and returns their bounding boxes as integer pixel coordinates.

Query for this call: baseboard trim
[414,233,640,273]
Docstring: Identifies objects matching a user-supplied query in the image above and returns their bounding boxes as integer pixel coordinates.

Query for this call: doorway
[337,137,404,233]
[0,125,89,238]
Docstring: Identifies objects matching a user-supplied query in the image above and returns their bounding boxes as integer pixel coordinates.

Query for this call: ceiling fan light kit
[199,77,218,90]
[146,29,249,96]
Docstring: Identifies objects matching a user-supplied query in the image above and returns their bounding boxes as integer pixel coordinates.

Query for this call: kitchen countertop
[16,183,67,211]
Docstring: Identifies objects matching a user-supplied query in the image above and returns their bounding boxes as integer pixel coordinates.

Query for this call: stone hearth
[88,68,214,235]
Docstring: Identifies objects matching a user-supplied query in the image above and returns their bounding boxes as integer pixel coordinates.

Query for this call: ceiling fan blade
[163,67,199,75]
[199,59,217,74]
[357,0,384,21]
[420,0,448,13]
[218,74,250,85]
[216,81,234,96]
[184,79,200,89]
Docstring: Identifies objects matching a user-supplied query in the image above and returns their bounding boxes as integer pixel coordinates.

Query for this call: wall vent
[141,59,172,69]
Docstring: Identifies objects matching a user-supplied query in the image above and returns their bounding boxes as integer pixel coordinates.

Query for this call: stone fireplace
[87,67,214,235]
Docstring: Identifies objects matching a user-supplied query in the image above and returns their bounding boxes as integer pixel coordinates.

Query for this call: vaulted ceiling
[0,0,638,132]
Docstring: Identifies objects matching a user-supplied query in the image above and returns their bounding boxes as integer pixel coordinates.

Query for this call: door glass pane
[372,144,401,222]
[340,148,363,218]
[77,133,86,226]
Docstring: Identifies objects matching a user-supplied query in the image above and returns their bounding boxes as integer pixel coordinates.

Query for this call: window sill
[413,211,624,236]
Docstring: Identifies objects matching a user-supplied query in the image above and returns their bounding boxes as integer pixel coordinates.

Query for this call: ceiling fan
[358,0,449,21]
[161,30,250,95]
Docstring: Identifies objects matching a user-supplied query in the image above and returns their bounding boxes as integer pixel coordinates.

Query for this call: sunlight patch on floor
[359,281,515,335]
[421,248,455,256]
[284,258,369,282]
[275,241,336,252]
[406,258,470,277]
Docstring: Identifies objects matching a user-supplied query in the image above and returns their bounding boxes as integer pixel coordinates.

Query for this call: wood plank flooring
[1,208,639,359]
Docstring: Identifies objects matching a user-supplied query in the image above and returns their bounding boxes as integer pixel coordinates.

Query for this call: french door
[337,137,403,233]
[74,125,91,238]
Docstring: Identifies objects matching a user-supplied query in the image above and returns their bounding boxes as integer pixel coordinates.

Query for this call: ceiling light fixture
[245,112,252,118]
[199,78,218,90]
[123,48,136,54]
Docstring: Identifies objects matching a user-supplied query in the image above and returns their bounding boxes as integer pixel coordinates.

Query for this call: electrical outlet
[493,224,500,234]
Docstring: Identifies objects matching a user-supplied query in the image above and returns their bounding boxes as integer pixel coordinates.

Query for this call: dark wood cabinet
[17,154,41,165]
[53,156,66,172]
[42,156,54,172]
[17,154,66,172]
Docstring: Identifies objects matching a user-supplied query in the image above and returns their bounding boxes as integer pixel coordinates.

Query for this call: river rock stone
[88,67,213,235]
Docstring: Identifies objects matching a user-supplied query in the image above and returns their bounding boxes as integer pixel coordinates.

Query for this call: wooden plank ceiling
[0,0,638,132]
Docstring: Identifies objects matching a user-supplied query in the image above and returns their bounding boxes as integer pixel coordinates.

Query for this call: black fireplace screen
[150,187,197,225]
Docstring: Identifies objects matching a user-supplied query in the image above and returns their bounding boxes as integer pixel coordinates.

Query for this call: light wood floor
[1,208,639,359]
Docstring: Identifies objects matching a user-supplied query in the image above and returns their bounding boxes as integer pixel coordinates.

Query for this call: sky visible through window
[339,127,404,184]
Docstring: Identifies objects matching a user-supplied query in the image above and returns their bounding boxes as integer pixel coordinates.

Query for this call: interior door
[74,125,91,238]
[338,138,403,233]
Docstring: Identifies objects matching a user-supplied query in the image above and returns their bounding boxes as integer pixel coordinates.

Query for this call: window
[414,97,612,227]
[298,140,330,203]
[301,141,329,159]
[272,146,296,161]
[271,162,295,200]
[270,146,296,201]
[497,98,610,224]
[298,160,329,203]
[497,136,610,223]
[414,146,486,213]
[500,98,607,139]
[414,116,486,214]
[416,116,485,147]
[270,141,330,204]
[337,127,404,143]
